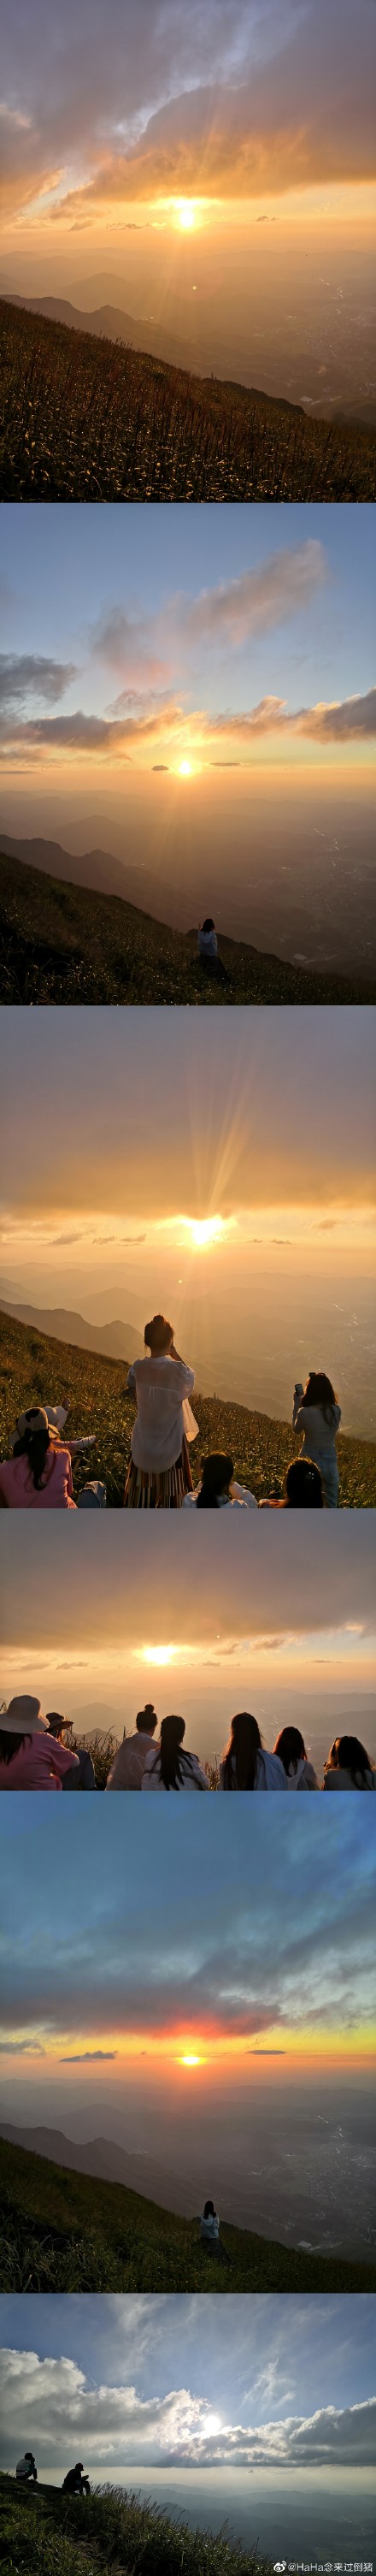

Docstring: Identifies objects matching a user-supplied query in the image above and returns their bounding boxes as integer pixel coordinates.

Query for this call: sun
[176,199,196,229]
[142,1645,175,1667]
[189,1217,224,1250]
[179,758,192,776]
[178,2054,203,2066]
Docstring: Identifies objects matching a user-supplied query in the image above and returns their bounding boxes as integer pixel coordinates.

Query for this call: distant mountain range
[0,1294,143,1365]
[0,830,180,925]
[0,2120,196,2218]
[3,289,208,380]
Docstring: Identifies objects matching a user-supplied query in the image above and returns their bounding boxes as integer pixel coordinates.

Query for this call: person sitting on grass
[273,1726,319,1790]
[183,1452,257,1507]
[259,1458,324,1507]
[62,2465,91,2496]
[199,2200,232,2263]
[45,1712,96,1791]
[220,1710,287,1792]
[142,1712,209,1792]
[15,2454,38,2484]
[105,1703,159,1790]
[292,1371,341,1507]
[0,1408,105,1508]
[323,1734,376,1791]
[0,1696,79,1791]
[197,918,231,986]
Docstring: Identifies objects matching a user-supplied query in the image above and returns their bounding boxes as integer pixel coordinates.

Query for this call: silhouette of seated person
[199,2199,232,2262]
[62,2463,91,2496]
[16,2452,38,2484]
[197,919,230,986]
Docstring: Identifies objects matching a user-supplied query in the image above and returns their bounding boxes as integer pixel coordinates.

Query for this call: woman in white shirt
[220,1709,287,1792]
[292,1371,341,1507]
[142,1713,209,1792]
[273,1726,319,1790]
[199,2200,232,2264]
[323,1734,376,1791]
[123,1314,198,1507]
[183,1453,257,1508]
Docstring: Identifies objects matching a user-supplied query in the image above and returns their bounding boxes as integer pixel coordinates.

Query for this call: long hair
[144,1315,173,1354]
[203,2200,215,2218]
[149,1714,204,1791]
[196,1454,234,1508]
[273,1726,307,1774]
[13,1424,50,1489]
[0,1729,32,1765]
[300,1371,337,1427]
[325,1734,373,1785]
[221,1711,262,1792]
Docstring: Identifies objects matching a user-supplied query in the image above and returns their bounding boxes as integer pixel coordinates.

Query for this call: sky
[1,0,375,411]
[1,1511,375,1771]
[0,1799,374,2094]
[1,503,374,790]
[0,2289,374,2478]
[0,1001,374,1430]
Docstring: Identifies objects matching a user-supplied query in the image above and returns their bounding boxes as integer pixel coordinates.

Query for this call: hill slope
[1,1306,374,1504]
[1,297,375,502]
[1,848,374,1006]
[0,2473,273,2576]
[1,2136,374,2295]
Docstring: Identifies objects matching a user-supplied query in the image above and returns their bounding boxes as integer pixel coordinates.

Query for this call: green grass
[0,2473,273,2576]
[1,850,374,1007]
[1,1306,374,1507]
[1,298,375,502]
[1,2140,374,2295]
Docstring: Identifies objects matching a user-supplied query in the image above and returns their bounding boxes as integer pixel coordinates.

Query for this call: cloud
[179,543,327,649]
[0,655,77,710]
[0,2348,374,2472]
[1,682,374,765]
[59,2048,118,2061]
[2,2,374,228]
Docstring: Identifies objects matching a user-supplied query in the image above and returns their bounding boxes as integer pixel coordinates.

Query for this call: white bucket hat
[1,1695,49,1734]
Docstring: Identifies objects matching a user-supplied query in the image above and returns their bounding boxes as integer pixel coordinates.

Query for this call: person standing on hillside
[123,1315,198,1507]
[292,1372,341,1507]
[105,1704,159,1788]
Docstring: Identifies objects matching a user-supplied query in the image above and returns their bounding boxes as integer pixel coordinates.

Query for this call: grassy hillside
[1,298,375,502]
[0,2474,273,2576]
[1,2138,374,2295]
[0,1308,373,1504]
[1,849,375,1006]
[0,1306,374,1506]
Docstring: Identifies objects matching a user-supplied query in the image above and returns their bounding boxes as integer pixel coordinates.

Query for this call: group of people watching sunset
[1,1697,374,1793]
[0,1324,342,1508]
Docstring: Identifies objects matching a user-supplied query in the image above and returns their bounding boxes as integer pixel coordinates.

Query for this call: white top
[142,1747,209,1792]
[200,2210,220,2239]
[105,1731,158,1790]
[16,2459,35,2481]
[220,1749,287,1791]
[323,1766,376,1791]
[198,927,217,956]
[284,1756,319,1791]
[292,1393,341,1461]
[183,1479,257,1509]
[127,1356,197,1472]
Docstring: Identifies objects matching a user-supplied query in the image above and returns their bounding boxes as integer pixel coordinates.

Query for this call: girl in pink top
[0,1408,75,1507]
[0,1695,79,1791]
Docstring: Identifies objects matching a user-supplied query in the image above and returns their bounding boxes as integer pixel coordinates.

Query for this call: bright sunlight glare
[175,200,196,229]
[178,2054,204,2066]
[179,758,193,776]
[188,1217,225,1249]
[142,1645,175,1667]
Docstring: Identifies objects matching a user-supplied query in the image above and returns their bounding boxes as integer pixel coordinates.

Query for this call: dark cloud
[0,654,77,709]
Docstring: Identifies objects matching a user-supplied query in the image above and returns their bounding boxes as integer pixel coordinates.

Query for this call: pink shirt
[0,1734,79,1791]
[0,1444,75,1508]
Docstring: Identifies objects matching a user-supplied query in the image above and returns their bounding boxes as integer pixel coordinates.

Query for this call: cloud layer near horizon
[2,0,375,223]
[0,2344,374,2469]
